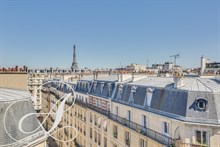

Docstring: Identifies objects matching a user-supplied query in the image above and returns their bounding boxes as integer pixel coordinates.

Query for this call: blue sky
[0,0,219,69]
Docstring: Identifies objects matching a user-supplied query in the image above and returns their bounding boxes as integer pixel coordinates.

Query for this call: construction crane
[170,54,180,67]
[170,54,180,75]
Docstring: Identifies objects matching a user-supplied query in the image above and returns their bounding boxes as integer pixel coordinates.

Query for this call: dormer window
[87,84,90,91]
[93,82,97,92]
[144,87,153,107]
[108,83,112,97]
[195,98,208,111]
[117,84,123,99]
[78,82,81,90]
[83,83,86,90]
[100,82,105,94]
[129,86,136,103]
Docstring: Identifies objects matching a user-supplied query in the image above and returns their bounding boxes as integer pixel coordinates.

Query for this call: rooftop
[0,88,31,101]
[128,76,220,93]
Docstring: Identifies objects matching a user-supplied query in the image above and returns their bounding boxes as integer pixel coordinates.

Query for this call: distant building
[0,66,28,91]
[28,73,44,111]
[152,63,164,70]
[71,45,80,73]
[201,56,220,75]
[163,62,174,72]
[126,63,146,72]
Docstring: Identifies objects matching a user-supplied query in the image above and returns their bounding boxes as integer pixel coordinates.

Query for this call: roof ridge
[196,78,213,92]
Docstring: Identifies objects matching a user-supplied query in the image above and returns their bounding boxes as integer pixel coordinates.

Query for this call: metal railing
[109,113,175,146]
[76,99,175,146]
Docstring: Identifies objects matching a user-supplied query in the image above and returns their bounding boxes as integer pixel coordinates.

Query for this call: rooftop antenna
[170,54,180,75]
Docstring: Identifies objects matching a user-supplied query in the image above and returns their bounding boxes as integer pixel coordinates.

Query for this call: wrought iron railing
[109,113,175,146]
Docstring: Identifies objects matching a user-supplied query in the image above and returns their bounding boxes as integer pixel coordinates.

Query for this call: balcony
[75,99,87,108]
[109,113,175,147]
[86,103,109,116]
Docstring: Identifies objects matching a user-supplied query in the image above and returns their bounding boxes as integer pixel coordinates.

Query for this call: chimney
[23,66,27,72]
[50,67,53,73]
[174,77,184,88]
[15,65,18,71]
[96,72,98,80]
[132,73,134,82]
[117,74,122,82]
[201,55,206,75]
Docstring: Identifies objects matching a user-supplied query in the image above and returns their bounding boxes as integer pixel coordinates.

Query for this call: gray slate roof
[0,88,44,146]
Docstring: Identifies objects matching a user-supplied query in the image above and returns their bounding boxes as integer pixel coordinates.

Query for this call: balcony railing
[110,113,175,146]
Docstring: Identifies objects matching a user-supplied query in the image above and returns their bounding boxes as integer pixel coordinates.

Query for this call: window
[163,122,169,135]
[90,112,93,123]
[115,106,119,116]
[125,131,131,146]
[140,138,147,147]
[95,131,97,143]
[127,110,131,121]
[104,137,107,147]
[113,125,118,138]
[142,115,147,128]
[196,98,208,111]
[98,133,101,145]
[93,82,97,92]
[108,83,112,97]
[129,86,136,103]
[90,128,92,139]
[101,83,104,94]
[94,115,97,126]
[196,131,208,145]
[103,121,107,131]
[144,88,153,107]
[117,85,123,99]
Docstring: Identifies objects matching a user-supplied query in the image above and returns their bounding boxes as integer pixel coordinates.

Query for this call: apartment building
[29,73,44,111]
[41,74,220,147]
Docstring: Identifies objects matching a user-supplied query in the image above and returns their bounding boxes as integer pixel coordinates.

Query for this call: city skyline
[0,0,220,69]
